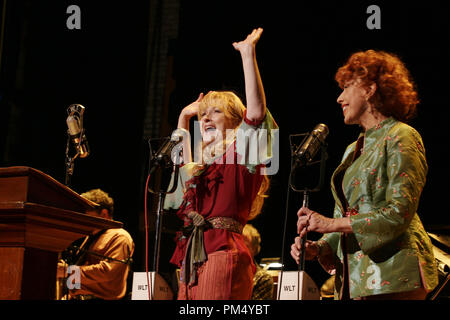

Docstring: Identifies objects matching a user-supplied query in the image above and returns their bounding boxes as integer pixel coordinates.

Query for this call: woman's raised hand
[178,92,204,129]
[232,27,263,57]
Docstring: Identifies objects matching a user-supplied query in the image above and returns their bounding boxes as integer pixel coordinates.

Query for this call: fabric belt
[181,212,243,285]
[207,216,244,234]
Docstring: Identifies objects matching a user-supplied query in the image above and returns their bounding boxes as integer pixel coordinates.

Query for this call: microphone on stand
[291,123,329,272]
[66,104,90,158]
[292,123,329,170]
[149,128,185,174]
[277,123,329,299]
[146,128,187,293]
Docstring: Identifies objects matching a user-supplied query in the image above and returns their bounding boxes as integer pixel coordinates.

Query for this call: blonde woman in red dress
[165,28,277,300]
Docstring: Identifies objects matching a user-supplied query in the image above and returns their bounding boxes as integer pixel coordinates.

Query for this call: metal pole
[299,190,309,271]
[152,192,165,274]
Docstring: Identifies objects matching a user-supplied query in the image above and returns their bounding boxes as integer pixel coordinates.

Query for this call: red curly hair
[335,50,419,122]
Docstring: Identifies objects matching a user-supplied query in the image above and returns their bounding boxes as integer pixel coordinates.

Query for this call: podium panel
[0,166,122,299]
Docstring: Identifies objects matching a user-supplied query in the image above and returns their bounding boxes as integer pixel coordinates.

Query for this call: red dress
[169,110,277,300]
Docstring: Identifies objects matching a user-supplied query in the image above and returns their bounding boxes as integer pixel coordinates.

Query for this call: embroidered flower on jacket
[351,178,361,187]
[376,177,382,189]
[381,280,391,287]
[345,207,359,217]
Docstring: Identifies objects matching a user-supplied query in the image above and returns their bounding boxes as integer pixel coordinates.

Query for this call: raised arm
[177,92,204,131]
[177,93,203,164]
[233,28,266,122]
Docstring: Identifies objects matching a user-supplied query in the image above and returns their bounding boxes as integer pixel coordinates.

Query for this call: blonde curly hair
[197,91,245,128]
[197,91,269,221]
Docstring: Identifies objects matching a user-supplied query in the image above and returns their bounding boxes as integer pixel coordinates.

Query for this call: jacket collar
[358,117,397,154]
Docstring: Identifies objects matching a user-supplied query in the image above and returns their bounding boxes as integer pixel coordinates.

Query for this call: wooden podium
[0,166,122,300]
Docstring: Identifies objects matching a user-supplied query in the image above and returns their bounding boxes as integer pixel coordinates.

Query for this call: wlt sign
[131,272,173,300]
[277,271,320,300]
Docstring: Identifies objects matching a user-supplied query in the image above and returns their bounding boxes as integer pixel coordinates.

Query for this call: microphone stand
[64,128,86,187]
[65,134,75,187]
[299,190,309,272]
[290,144,327,272]
[146,138,180,298]
[61,118,83,299]
[64,105,88,188]
[278,132,327,300]
[149,177,178,275]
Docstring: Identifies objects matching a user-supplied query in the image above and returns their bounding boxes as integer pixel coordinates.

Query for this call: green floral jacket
[318,117,438,299]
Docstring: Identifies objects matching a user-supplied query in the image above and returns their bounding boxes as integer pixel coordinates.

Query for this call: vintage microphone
[148,128,185,176]
[292,123,329,172]
[64,104,90,187]
[66,104,90,159]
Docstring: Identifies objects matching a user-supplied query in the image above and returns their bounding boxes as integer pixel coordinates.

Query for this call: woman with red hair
[290,50,438,300]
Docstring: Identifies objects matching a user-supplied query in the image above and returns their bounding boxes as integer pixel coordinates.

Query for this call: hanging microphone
[293,123,329,169]
[66,104,90,158]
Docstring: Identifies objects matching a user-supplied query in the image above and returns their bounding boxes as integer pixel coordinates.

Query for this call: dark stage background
[1,0,449,292]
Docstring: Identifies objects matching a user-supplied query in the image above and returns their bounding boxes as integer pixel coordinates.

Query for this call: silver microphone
[294,123,329,168]
[150,128,186,174]
[66,104,90,158]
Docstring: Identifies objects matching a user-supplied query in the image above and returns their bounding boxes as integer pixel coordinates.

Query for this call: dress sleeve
[350,126,428,254]
[235,108,279,175]
[163,163,195,210]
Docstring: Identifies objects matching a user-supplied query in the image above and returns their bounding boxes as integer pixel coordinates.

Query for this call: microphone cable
[276,141,296,299]
[276,169,293,299]
[144,173,153,300]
